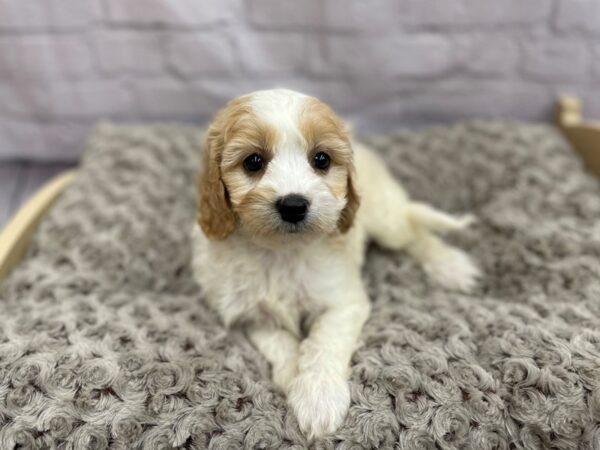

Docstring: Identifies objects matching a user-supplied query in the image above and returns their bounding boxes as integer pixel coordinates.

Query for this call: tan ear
[197,127,237,240]
[338,169,360,233]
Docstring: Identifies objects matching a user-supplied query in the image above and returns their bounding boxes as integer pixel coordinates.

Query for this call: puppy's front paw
[424,246,481,292]
[287,370,350,439]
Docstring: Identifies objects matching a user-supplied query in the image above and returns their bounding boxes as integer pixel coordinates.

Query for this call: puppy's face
[198,89,359,243]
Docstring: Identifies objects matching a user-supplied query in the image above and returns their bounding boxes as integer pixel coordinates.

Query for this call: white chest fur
[191,227,364,337]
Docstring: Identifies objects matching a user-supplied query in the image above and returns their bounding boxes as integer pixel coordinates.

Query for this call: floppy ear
[337,167,360,233]
[197,126,237,240]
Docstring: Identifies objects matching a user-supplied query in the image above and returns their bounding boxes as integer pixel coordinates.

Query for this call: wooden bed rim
[0,96,598,283]
[0,170,77,281]
[555,96,600,178]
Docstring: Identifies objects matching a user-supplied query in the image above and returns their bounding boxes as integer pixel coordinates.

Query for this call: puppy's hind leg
[386,203,480,292]
[406,204,481,292]
[356,144,480,291]
[376,202,480,292]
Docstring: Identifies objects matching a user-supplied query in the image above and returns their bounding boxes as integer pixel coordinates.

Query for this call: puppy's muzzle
[276,194,309,224]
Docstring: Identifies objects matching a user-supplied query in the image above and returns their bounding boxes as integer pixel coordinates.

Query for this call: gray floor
[0,162,74,229]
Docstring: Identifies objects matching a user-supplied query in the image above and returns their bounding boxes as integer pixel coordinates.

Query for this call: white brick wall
[167,32,237,77]
[0,0,100,31]
[0,35,95,81]
[94,31,165,76]
[0,0,598,160]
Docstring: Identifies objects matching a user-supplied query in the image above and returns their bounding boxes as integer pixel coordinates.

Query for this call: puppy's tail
[407,202,474,234]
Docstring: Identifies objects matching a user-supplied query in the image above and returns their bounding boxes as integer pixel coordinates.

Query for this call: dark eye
[243,153,263,172]
[313,151,330,171]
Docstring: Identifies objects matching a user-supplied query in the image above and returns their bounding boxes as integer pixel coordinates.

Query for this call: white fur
[192,88,481,439]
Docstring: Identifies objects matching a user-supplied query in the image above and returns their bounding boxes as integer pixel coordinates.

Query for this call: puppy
[191,88,480,438]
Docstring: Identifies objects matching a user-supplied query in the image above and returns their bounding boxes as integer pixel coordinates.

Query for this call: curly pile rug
[1,121,599,449]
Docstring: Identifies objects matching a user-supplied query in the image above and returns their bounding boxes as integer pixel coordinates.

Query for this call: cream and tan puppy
[192,89,479,438]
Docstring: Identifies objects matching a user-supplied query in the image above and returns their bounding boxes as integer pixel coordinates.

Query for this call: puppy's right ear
[197,124,237,240]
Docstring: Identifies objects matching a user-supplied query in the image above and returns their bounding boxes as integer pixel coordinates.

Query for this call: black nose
[276,194,309,223]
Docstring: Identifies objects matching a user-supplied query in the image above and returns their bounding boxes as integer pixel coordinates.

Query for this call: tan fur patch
[337,172,360,233]
[299,98,360,233]
[198,96,279,240]
[220,113,278,171]
[300,98,353,166]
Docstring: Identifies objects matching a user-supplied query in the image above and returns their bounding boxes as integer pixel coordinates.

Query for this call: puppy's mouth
[277,220,309,234]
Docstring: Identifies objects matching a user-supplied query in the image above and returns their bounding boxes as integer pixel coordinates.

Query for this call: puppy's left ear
[338,167,360,233]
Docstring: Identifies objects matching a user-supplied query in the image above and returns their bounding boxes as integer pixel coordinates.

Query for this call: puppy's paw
[424,246,481,292]
[287,370,350,439]
[272,359,298,393]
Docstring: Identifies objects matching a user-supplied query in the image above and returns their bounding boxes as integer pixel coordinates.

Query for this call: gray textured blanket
[1,122,599,450]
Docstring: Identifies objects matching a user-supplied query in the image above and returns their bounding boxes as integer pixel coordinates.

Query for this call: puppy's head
[198,89,359,243]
